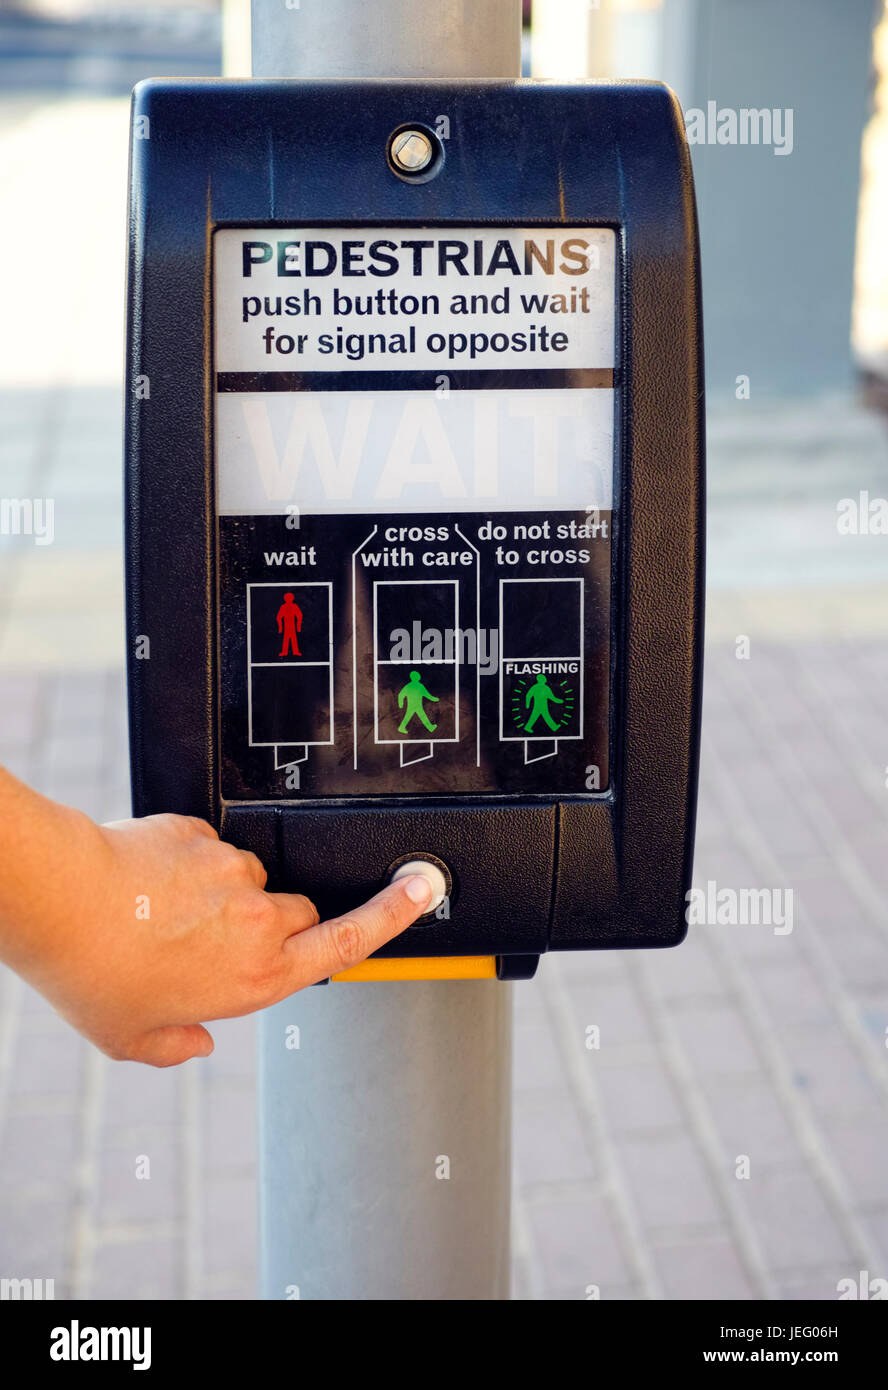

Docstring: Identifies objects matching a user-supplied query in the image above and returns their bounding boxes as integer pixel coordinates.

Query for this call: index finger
[281,874,433,987]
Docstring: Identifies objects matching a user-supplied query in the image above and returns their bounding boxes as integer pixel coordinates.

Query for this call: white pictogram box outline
[247,581,334,747]
[373,579,460,746]
[499,576,584,743]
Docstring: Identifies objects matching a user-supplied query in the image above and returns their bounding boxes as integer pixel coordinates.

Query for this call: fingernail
[403,874,432,905]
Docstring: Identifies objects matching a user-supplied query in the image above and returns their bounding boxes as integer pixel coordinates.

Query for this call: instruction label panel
[215,226,616,798]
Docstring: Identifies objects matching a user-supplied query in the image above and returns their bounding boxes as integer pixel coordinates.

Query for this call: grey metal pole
[252,0,521,1301]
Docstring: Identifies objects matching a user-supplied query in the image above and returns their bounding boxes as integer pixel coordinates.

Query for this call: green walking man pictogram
[523,673,564,733]
[397,670,440,734]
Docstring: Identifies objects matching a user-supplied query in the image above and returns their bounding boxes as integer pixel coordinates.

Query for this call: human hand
[0,783,430,1067]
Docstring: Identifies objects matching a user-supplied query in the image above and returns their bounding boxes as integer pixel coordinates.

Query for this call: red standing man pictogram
[276,592,304,657]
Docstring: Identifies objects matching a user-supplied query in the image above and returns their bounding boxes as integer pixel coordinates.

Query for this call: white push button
[389,858,449,913]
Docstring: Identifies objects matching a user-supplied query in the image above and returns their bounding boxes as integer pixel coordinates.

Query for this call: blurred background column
[659,0,878,399]
[533,0,664,83]
[222,0,250,76]
[855,3,888,390]
[534,0,881,400]
[532,0,615,79]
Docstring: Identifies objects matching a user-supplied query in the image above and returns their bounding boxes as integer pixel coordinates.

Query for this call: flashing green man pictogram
[523,673,567,733]
[397,670,440,734]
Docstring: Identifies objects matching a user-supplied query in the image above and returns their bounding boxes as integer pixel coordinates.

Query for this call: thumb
[127,1024,215,1068]
[282,874,434,986]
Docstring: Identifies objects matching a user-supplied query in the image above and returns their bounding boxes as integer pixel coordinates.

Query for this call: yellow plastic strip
[332,955,497,983]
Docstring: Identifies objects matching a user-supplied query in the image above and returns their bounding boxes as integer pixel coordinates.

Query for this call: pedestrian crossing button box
[125,79,704,978]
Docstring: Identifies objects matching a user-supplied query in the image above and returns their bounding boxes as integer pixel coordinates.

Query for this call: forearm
[0,765,105,984]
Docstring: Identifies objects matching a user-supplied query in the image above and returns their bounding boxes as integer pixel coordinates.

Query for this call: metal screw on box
[390,128,435,173]
[248,0,521,1302]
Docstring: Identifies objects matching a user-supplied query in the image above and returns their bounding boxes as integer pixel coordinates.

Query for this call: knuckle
[217,844,267,888]
[188,816,218,838]
[216,841,250,875]
[234,890,277,933]
[151,812,184,835]
[246,849,268,880]
[293,893,319,924]
[330,916,368,970]
[157,813,211,841]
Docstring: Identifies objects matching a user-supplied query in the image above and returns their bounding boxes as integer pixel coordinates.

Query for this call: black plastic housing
[125,79,704,965]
